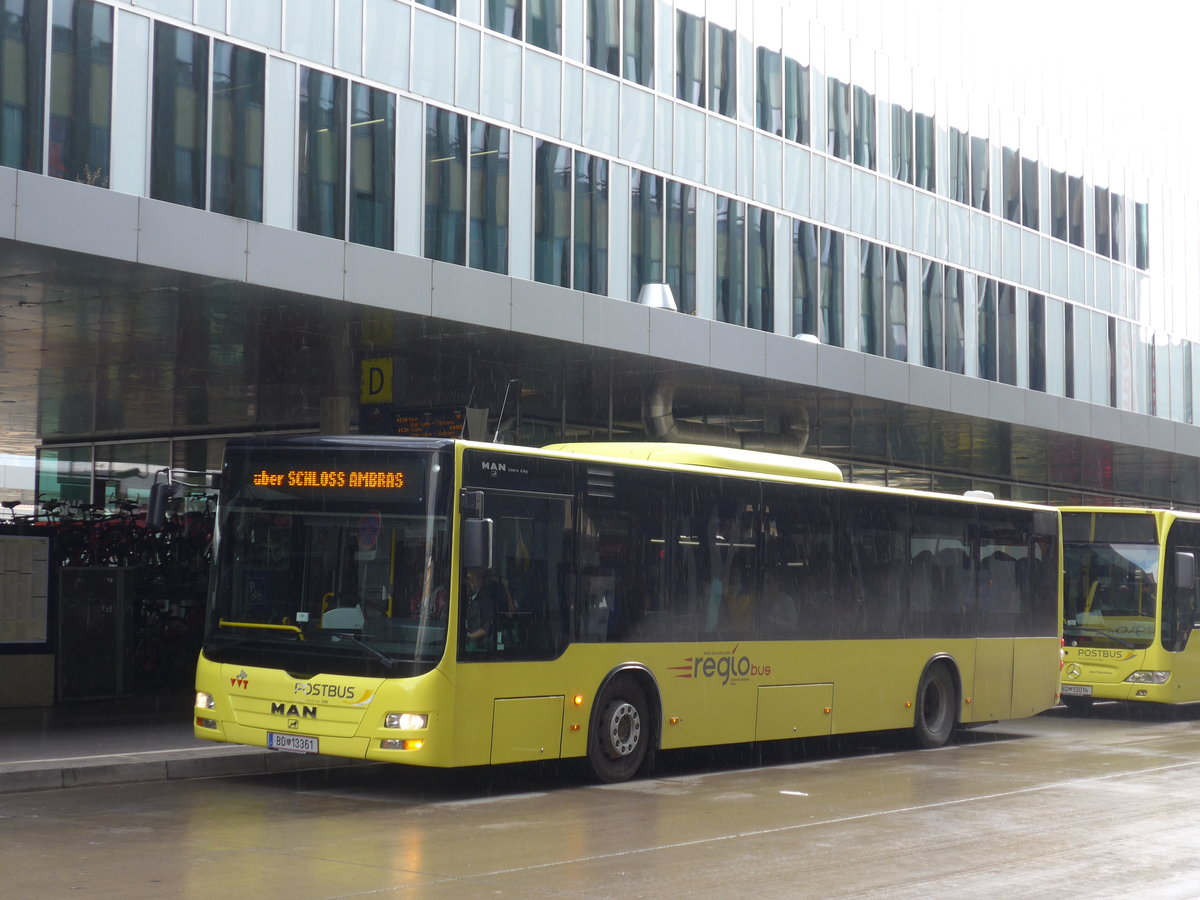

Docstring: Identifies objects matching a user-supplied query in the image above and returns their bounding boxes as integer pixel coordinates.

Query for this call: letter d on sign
[360,358,393,403]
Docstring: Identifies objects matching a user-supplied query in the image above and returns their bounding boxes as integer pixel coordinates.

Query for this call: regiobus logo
[668,645,771,686]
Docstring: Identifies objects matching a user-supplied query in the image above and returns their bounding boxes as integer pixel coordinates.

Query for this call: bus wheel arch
[587,666,660,783]
[913,657,959,749]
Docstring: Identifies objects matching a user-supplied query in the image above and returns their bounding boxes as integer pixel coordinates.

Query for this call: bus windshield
[1063,538,1159,650]
[203,443,453,677]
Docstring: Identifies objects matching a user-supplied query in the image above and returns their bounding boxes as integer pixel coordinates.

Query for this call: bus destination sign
[250,469,408,490]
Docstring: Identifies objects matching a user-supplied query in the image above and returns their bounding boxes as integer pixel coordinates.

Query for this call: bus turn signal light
[573,694,585,706]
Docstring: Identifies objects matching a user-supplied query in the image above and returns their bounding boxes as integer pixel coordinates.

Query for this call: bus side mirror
[147,482,179,531]
[462,518,494,570]
[1176,551,1196,591]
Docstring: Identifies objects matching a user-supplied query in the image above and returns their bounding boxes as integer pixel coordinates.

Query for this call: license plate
[1060,684,1093,697]
[267,732,319,754]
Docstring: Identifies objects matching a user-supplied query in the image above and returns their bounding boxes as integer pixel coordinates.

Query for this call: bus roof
[541,442,844,482]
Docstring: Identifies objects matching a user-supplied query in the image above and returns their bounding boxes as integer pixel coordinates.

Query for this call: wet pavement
[0,693,363,794]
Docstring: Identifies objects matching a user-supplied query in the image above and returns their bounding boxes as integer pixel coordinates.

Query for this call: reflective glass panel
[622,0,652,87]
[1094,186,1110,257]
[914,112,934,191]
[630,169,663,299]
[891,105,912,184]
[49,0,112,186]
[853,86,875,170]
[534,139,571,287]
[527,0,560,53]
[826,77,849,161]
[675,11,703,106]
[574,152,609,295]
[998,283,1017,385]
[978,278,996,381]
[1021,156,1038,230]
[211,41,265,221]
[970,134,989,212]
[1135,201,1149,270]
[1110,192,1124,262]
[708,21,734,118]
[885,248,907,360]
[715,195,745,325]
[921,260,943,368]
[1001,147,1019,223]
[859,241,882,354]
[486,0,521,39]
[665,180,696,313]
[297,67,346,239]
[819,228,843,347]
[1068,174,1084,246]
[793,219,818,337]
[425,106,467,265]
[948,127,968,204]
[469,120,509,273]
[587,0,618,74]
[747,206,773,332]
[756,47,781,135]
[784,57,809,145]
[1028,292,1046,392]
[349,84,395,250]
[1050,169,1066,241]
[944,268,964,374]
[151,22,208,208]
[0,0,47,172]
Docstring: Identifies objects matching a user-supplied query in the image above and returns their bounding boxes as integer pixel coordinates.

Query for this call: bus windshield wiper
[325,631,401,669]
[1064,624,1137,649]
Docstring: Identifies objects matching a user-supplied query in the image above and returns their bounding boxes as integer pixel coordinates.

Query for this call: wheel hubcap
[606,701,641,757]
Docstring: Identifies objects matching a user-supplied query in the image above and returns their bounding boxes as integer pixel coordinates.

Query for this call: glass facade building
[1,0,1199,511]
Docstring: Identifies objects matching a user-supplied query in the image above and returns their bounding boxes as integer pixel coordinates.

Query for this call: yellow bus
[1060,507,1200,711]
[193,436,1062,782]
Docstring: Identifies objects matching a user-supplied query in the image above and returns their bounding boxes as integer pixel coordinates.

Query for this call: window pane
[0,0,47,172]
[708,21,734,118]
[998,283,1017,385]
[1021,156,1038,229]
[211,41,265,221]
[526,0,560,53]
[970,135,989,212]
[1001,146,1019,223]
[747,206,773,331]
[675,11,704,107]
[921,260,943,368]
[415,0,456,11]
[297,68,346,239]
[853,86,875,169]
[715,195,745,325]
[783,57,809,145]
[914,111,934,191]
[574,152,608,294]
[587,0,618,74]
[948,127,968,204]
[978,278,996,380]
[859,241,882,354]
[469,120,509,273]
[49,0,113,186]
[756,47,781,135]
[1068,174,1084,246]
[891,104,912,184]
[1135,201,1149,270]
[349,84,394,250]
[944,267,964,374]
[885,248,907,360]
[826,77,849,160]
[1063,302,1075,397]
[622,0,652,87]
[534,139,571,287]
[665,180,696,313]
[792,219,818,337]
[485,0,521,39]
[424,106,466,265]
[1094,186,1110,257]
[630,169,663,299]
[1028,292,1046,392]
[151,23,208,209]
[1110,192,1124,262]
[819,228,843,346]
[1050,169,1067,241]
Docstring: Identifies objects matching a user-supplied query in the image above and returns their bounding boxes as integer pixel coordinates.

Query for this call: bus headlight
[196,691,216,710]
[384,713,428,730]
[1124,671,1170,684]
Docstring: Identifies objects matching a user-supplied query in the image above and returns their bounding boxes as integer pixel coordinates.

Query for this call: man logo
[271,702,317,718]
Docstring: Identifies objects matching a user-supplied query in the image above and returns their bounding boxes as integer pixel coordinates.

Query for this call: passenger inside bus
[462,567,512,652]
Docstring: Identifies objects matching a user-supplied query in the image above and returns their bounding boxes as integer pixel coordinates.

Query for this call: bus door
[1162,520,1200,700]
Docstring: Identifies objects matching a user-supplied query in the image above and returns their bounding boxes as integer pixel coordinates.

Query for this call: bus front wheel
[913,663,957,749]
[588,676,650,783]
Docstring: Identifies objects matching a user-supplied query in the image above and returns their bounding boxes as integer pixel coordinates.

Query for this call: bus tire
[913,662,957,749]
[588,675,650,783]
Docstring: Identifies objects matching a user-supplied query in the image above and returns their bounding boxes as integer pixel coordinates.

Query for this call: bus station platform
[0,693,361,794]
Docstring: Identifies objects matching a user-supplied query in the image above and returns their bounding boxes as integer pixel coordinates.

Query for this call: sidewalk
[0,692,363,794]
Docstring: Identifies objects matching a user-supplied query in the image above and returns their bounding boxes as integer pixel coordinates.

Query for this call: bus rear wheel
[588,676,650,783]
[913,663,957,749]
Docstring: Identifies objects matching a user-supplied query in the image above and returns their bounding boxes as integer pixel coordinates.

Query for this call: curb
[0,747,375,794]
